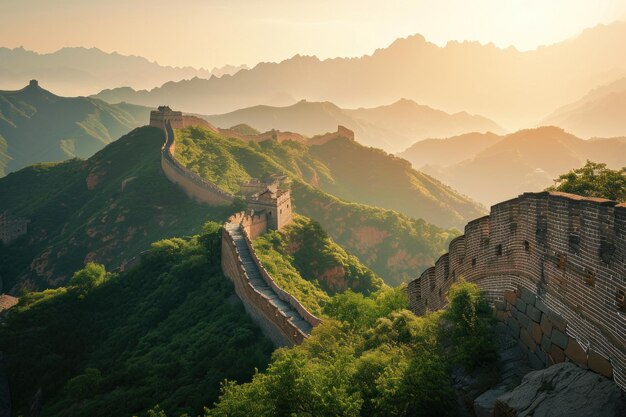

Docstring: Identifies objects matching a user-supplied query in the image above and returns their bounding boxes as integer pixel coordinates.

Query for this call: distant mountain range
[203,99,502,152]
[0,46,247,96]
[542,77,626,138]
[92,21,626,129]
[399,126,626,206]
[0,81,153,176]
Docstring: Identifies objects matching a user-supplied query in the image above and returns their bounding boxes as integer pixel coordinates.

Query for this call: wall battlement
[408,191,626,390]
[221,218,320,346]
[160,116,235,206]
[308,125,355,146]
[152,107,315,346]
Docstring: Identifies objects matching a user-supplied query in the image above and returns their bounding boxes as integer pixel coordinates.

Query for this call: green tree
[65,368,102,400]
[445,281,497,369]
[547,160,626,202]
[69,263,106,295]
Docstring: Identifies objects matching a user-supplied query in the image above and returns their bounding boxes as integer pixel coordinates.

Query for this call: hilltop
[174,125,485,230]
[203,99,502,152]
[0,123,460,292]
[0,46,247,96]
[0,81,152,176]
[400,126,626,206]
[93,21,626,128]
[0,126,234,293]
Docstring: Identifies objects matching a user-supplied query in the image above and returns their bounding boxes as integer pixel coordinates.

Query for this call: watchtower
[149,106,184,129]
[247,187,293,231]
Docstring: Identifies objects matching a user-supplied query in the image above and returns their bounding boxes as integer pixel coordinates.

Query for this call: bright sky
[1,0,626,69]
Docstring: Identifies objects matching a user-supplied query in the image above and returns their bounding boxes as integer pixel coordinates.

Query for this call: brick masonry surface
[408,192,626,390]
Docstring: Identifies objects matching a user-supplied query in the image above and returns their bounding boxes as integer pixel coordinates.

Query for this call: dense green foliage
[174,126,484,229]
[253,215,384,314]
[198,281,495,417]
[174,126,459,285]
[69,262,107,296]
[0,126,234,292]
[0,224,272,417]
[291,181,457,286]
[546,160,626,202]
[0,83,150,175]
[443,281,497,369]
[308,137,486,228]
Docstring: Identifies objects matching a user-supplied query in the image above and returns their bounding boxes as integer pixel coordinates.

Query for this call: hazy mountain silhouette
[397,132,503,168]
[203,99,501,152]
[401,126,626,206]
[0,81,151,176]
[543,77,626,138]
[93,21,626,128]
[0,46,247,96]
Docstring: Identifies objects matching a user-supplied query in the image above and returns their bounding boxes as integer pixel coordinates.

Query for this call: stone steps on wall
[226,224,313,335]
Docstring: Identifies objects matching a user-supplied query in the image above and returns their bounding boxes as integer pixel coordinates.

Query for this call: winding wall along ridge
[408,191,626,390]
[221,219,320,346]
[161,120,234,205]
[154,118,320,346]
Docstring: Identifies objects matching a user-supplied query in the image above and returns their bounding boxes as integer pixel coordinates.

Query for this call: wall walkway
[153,118,320,346]
[221,220,320,346]
[161,121,234,206]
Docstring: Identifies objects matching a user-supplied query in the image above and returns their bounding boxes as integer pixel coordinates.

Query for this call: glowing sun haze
[1,0,626,68]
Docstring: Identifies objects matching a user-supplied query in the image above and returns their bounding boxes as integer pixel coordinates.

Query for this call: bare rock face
[494,362,625,417]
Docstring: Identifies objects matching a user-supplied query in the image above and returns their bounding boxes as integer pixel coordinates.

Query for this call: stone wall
[308,125,355,146]
[227,211,268,241]
[160,121,234,206]
[221,222,320,346]
[407,191,626,390]
[494,287,613,378]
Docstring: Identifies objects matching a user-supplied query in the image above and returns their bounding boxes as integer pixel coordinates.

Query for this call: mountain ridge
[0,46,248,96]
[0,81,153,176]
[91,21,626,128]
[202,98,502,152]
[402,126,626,206]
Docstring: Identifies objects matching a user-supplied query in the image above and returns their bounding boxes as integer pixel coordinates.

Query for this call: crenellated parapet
[308,125,355,146]
[159,116,234,206]
[408,191,626,390]
[221,216,320,346]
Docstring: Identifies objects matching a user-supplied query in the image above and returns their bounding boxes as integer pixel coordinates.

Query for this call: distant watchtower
[150,106,183,129]
[247,187,293,231]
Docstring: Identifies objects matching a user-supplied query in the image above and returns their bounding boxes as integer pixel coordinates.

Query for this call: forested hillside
[0,228,273,417]
[0,81,151,176]
[0,126,234,293]
[174,126,482,229]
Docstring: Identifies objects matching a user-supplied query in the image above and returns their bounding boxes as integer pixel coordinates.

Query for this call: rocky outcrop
[493,362,625,417]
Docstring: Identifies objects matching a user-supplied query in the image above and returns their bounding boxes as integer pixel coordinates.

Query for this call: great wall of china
[151,106,626,390]
[408,191,626,390]
[151,107,321,346]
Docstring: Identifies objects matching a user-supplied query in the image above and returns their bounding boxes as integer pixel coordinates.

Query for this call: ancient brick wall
[408,192,626,390]
[160,121,234,206]
[221,222,320,347]
[227,211,269,241]
[308,125,355,146]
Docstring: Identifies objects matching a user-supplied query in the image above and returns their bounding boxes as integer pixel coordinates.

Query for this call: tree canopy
[547,160,626,202]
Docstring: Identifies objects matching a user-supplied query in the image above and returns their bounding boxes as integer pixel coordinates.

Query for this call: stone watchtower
[247,187,293,231]
[149,106,184,129]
